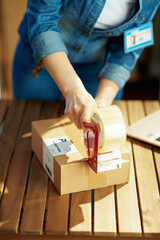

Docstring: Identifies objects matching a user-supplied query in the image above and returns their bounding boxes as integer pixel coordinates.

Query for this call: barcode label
[43,141,54,182]
[44,136,78,156]
[45,163,52,179]
[43,136,78,182]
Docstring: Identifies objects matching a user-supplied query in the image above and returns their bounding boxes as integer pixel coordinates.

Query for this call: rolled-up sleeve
[98,36,143,88]
[27,0,68,62]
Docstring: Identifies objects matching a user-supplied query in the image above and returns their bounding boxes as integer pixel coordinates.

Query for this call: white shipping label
[43,142,54,181]
[43,136,78,182]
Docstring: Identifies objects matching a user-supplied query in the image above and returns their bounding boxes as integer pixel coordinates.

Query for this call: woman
[13,0,160,128]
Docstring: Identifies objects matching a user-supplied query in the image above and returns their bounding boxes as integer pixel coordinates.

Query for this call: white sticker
[43,136,78,182]
[43,142,54,181]
[98,159,128,173]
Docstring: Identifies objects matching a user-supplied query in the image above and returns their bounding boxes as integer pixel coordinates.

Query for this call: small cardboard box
[32,116,130,195]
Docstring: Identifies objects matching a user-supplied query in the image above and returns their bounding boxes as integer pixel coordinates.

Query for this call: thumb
[80,108,91,126]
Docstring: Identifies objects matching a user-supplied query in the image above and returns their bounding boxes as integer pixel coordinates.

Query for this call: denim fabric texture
[14,0,160,99]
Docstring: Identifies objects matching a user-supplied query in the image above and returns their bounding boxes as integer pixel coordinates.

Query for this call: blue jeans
[13,39,123,100]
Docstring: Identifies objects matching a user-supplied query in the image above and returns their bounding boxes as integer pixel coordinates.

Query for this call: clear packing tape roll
[90,105,126,153]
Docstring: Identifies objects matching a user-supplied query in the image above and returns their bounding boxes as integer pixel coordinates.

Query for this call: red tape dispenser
[82,106,127,174]
[82,121,99,173]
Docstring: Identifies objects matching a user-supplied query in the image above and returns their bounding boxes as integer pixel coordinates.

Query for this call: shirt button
[108,32,113,36]
[142,17,145,21]
[134,17,138,21]
[83,31,89,37]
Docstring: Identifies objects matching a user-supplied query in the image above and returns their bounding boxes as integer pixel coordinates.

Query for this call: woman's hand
[95,78,120,107]
[42,53,120,128]
[42,53,96,128]
[65,88,97,129]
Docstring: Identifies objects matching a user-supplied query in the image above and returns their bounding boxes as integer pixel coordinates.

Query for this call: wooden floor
[0,100,160,240]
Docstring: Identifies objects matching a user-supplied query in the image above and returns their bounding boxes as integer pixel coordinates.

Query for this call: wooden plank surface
[20,155,48,235]
[69,191,92,235]
[0,234,158,240]
[0,101,41,233]
[144,100,160,114]
[94,186,116,236]
[1,100,160,238]
[144,101,160,213]
[20,101,68,235]
[40,101,62,120]
[40,101,70,235]
[115,101,142,236]
[45,182,69,235]
[127,100,160,237]
[0,100,25,200]
[0,100,8,125]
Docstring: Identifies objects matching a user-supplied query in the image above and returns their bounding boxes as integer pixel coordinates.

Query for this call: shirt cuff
[31,31,68,63]
[98,62,130,89]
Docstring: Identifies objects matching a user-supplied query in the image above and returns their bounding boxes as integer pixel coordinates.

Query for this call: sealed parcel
[32,112,130,195]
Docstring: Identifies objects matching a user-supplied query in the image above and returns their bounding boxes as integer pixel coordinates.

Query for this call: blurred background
[0,0,160,100]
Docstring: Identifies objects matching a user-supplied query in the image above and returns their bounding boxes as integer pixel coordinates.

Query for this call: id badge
[124,22,154,53]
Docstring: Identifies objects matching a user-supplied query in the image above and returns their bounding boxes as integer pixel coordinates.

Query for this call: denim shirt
[19,0,160,88]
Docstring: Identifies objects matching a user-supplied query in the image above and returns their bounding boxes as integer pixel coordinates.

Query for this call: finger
[65,105,81,129]
[80,108,91,126]
[74,111,82,129]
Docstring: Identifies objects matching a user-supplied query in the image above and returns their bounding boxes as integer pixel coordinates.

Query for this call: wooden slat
[114,101,142,236]
[40,101,62,120]
[0,101,41,233]
[0,234,157,240]
[144,100,160,201]
[127,100,160,237]
[58,101,65,117]
[127,100,144,123]
[0,100,25,200]
[44,101,70,235]
[20,156,48,235]
[45,181,69,235]
[94,186,116,236]
[69,191,91,235]
[144,100,160,114]
[153,146,160,193]
[0,100,8,125]
[20,101,63,235]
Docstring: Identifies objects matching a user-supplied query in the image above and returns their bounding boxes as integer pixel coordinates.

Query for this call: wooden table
[0,100,160,240]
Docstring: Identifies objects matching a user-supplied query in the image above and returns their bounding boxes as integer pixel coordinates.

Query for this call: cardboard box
[32,116,130,195]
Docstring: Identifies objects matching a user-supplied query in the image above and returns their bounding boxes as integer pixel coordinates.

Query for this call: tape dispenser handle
[82,121,99,173]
